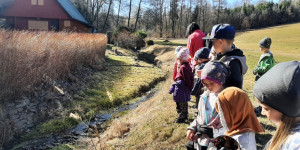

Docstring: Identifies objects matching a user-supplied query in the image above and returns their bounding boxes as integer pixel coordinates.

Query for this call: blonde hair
[266,115,295,150]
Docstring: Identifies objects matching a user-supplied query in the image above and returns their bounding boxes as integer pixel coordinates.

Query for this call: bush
[135,30,147,39]
[113,27,147,51]
[0,30,107,101]
[146,40,154,46]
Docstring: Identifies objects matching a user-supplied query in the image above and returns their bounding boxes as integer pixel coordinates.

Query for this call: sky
[227,0,280,8]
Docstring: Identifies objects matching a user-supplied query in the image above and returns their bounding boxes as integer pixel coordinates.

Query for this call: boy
[191,47,210,108]
[253,37,275,116]
[203,24,248,89]
[253,37,275,81]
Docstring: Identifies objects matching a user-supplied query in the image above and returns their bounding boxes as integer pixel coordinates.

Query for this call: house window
[64,20,71,27]
[31,0,37,5]
[28,20,48,30]
[38,0,44,6]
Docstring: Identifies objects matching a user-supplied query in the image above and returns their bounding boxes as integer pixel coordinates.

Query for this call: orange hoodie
[215,87,264,136]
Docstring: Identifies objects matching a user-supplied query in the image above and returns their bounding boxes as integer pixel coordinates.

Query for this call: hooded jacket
[253,61,300,117]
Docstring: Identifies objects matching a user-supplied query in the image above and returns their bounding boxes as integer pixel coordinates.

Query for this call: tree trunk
[134,0,142,31]
[116,0,121,27]
[102,0,113,32]
[128,0,132,27]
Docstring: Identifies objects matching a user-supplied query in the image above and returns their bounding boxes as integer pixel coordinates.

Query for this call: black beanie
[194,47,210,60]
[259,37,272,49]
[253,61,300,117]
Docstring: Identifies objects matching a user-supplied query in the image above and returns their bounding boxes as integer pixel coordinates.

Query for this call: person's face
[260,46,269,53]
[258,100,283,126]
[202,79,223,93]
[212,39,233,54]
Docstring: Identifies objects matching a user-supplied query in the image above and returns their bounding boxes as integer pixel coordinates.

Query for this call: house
[0,0,93,32]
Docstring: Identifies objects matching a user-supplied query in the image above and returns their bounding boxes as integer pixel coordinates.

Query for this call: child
[203,24,248,89]
[254,61,300,150]
[191,47,211,108]
[215,87,264,150]
[186,61,228,150]
[253,37,275,116]
[253,37,275,81]
[173,46,190,81]
[169,48,194,123]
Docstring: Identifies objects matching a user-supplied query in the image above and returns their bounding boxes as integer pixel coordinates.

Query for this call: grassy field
[74,23,299,150]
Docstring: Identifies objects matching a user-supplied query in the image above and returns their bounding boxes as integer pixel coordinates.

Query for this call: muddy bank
[9,84,161,150]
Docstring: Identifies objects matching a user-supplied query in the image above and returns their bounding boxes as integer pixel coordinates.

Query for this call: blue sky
[227,0,280,7]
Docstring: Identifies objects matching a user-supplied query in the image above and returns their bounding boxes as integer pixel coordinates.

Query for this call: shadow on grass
[256,122,275,150]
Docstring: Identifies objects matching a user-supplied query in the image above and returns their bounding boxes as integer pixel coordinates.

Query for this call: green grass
[52,145,73,150]
[21,117,80,140]
[154,40,186,46]
[72,54,166,119]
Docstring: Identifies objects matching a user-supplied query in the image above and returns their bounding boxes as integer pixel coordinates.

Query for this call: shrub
[135,30,147,39]
[146,40,154,46]
[0,30,107,101]
[113,27,147,51]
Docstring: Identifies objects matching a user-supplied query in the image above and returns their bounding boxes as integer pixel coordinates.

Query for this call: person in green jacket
[253,37,275,81]
[253,37,275,116]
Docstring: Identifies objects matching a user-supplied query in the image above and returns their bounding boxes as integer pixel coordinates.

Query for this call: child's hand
[186,129,197,141]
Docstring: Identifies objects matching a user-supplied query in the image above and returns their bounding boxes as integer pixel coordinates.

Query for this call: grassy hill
[75,23,300,150]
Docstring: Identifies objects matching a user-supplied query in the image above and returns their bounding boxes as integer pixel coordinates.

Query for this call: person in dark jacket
[169,48,194,123]
[191,47,210,109]
[203,24,248,89]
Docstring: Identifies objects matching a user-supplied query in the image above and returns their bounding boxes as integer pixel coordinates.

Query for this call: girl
[216,87,264,150]
[169,48,194,123]
[186,61,228,150]
[253,61,300,150]
[173,46,190,81]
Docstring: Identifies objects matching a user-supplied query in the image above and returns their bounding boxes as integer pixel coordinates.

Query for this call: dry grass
[0,30,107,101]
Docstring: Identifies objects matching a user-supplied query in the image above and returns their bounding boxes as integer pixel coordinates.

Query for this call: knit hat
[201,61,229,85]
[175,46,183,55]
[253,61,300,117]
[259,37,272,49]
[194,47,210,60]
[176,48,190,61]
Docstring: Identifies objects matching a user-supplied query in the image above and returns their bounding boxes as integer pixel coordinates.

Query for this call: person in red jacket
[186,22,206,66]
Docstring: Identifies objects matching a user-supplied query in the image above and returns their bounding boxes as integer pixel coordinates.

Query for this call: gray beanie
[253,61,300,117]
[259,37,272,49]
[201,61,229,85]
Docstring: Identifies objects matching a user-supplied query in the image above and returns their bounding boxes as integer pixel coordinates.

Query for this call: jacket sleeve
[173,61,178,81]
[226,59,243,88]
[254,56,274,74]
[169,83,175,94]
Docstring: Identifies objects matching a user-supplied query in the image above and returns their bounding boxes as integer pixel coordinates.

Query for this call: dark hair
[186,22,200,37]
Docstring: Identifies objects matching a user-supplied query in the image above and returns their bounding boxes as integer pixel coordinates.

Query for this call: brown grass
[0,30,107,101]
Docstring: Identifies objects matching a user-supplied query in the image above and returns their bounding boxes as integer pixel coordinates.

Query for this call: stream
[10,87,160,150]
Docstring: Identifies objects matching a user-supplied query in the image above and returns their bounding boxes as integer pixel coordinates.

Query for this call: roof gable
[57,0,89,25]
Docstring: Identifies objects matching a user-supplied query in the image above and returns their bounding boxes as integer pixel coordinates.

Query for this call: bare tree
[170,0,179,38]
[128,0,132,27]
[116,0,122,27]
[102,0,113,31]
[134,0,142,31]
